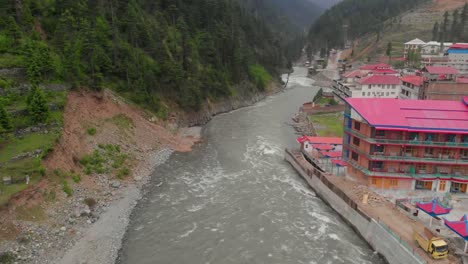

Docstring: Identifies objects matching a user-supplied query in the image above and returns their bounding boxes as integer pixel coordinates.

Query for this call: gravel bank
[55,149,173,264]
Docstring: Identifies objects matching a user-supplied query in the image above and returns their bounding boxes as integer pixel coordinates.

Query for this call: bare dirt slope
[0,89,201,263]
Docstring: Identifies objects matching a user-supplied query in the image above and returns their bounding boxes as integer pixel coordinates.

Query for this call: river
[118,67,384,264]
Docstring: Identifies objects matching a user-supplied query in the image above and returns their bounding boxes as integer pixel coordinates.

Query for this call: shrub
[87,127,97,135]
[84,197,97,209]
[71,173,81,183]
[62,180,73,197]
[117,167,130,179]
[248,64,272,91]
[0,252,16,264]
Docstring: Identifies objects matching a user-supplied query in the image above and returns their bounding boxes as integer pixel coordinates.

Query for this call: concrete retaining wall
[285,149,426,264]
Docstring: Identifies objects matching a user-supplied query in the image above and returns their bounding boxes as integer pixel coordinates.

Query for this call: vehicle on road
[414,228,448,259]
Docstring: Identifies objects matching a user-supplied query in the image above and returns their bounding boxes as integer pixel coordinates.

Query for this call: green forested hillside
[0,0,290,114]
[308,0,429,51]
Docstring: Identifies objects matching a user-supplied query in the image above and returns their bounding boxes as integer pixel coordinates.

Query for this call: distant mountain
[240,0,324,33]
[309,0,342,9]
[308,0,429,51]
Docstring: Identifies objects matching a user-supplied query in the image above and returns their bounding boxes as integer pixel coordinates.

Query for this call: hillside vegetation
[308,0,429,52]
[349,0,468,61]
[0,0,306,206]
[0,0,290,114]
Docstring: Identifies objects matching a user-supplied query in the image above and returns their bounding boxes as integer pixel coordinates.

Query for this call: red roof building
[400,75,424,99]
[359,75,401,85]
[360,63,391,70]
[423,66,460,75]
[343,97,468,192]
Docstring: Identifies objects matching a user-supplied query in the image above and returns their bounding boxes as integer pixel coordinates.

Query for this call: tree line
[432,4,468,43]
[307,0,428,54]
[0,0,291,115]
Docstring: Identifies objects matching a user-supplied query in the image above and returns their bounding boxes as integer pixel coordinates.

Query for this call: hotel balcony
[344,127,468,148]
[346,159,466,179]
[345,143,468,165]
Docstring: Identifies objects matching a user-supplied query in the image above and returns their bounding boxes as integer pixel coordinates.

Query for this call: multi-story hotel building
[343,97,468,193]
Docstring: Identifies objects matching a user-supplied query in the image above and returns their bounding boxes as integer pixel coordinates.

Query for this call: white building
[353,75,401,98]
[421,41,453,56]
[404,38,426,58]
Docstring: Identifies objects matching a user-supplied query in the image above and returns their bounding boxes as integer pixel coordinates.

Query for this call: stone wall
[284,149,427,264]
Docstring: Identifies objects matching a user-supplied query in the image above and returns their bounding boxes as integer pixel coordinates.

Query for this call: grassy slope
[352,0,465,61]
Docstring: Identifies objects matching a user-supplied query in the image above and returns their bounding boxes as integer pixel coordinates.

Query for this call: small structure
[400,75,423,99]
[422,66,459,81]
[2,176,11,185]
[443,214,468,252]
[416,198,452,226]
[404,38,426,58]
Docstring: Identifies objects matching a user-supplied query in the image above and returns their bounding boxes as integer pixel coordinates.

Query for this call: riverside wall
[284,149,427,264]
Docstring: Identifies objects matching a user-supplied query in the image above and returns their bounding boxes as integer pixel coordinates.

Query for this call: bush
[248,64,272,91]
[62,180,73,197]
[84,197,97,209]
[0,252,16,264]
[71,173,81,183]
[87,127,97,135]
[117,167,130,179]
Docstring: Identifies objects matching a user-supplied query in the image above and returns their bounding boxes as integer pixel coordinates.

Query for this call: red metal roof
[321,151,342,158]
[331,159,347,167]
[457,77,468,84]
[444,215,468,239]
[417,199,452,216]
[296,136,342,145]
[360,63,391,70]
[424,66,459,75]
[370,68,398,74]
[312,144,334,150]
[359,75,401,85]
[401,75,423,87]
[449,43,468,49]
[345,98,468,133]
[343,70,362,78]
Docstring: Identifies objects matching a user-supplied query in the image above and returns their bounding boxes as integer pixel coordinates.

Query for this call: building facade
[404,38,426,58]
[353,75,401,98]
[343,97,468,193]
[400,75,423,99]
[447,44,468,74]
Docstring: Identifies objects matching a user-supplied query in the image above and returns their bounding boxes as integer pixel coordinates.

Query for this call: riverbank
[285,148,458,264]
[0,79,285,264]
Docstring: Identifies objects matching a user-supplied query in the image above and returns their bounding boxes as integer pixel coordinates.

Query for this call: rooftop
[296,136,343,145]
[424,41,453,47]
[343,70,362,78]
[405,38,426,45]
[370,68,399,74]
[345,98,468,133]
[423,66,459,75]
[359,75,401,85]
[449,43,468,49]
[401,75,424,87]
[360,63,391,70]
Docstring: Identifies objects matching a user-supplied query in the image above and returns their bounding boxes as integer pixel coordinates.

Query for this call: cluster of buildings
[300,39,468,194]
[333,63,468,101]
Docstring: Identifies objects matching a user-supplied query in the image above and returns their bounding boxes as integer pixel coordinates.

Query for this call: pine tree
[0,103,12,130]
[432,22,439,41]
[451,10,459,41]
[27,87,49,124]
[386,42,392,64]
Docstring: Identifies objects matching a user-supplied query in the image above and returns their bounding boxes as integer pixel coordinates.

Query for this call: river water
[119,67,384,264]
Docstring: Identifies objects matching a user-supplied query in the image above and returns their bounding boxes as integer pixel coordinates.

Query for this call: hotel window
[439,181,447,191]
[374,145,384,153]
[371,178,377,185]
[405,146,414,155]
[446,134,456,142]
[353,137,360,146]
[351,151,359,161]
[425,133,435,142]
[461,149,468,157]
[390,179,398,186]
[375,130,385,137]
[463,135,468,143]
[354,121,361,131]
[409,132,418,141]
[362,92,365,96]
[425,148,434,156]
